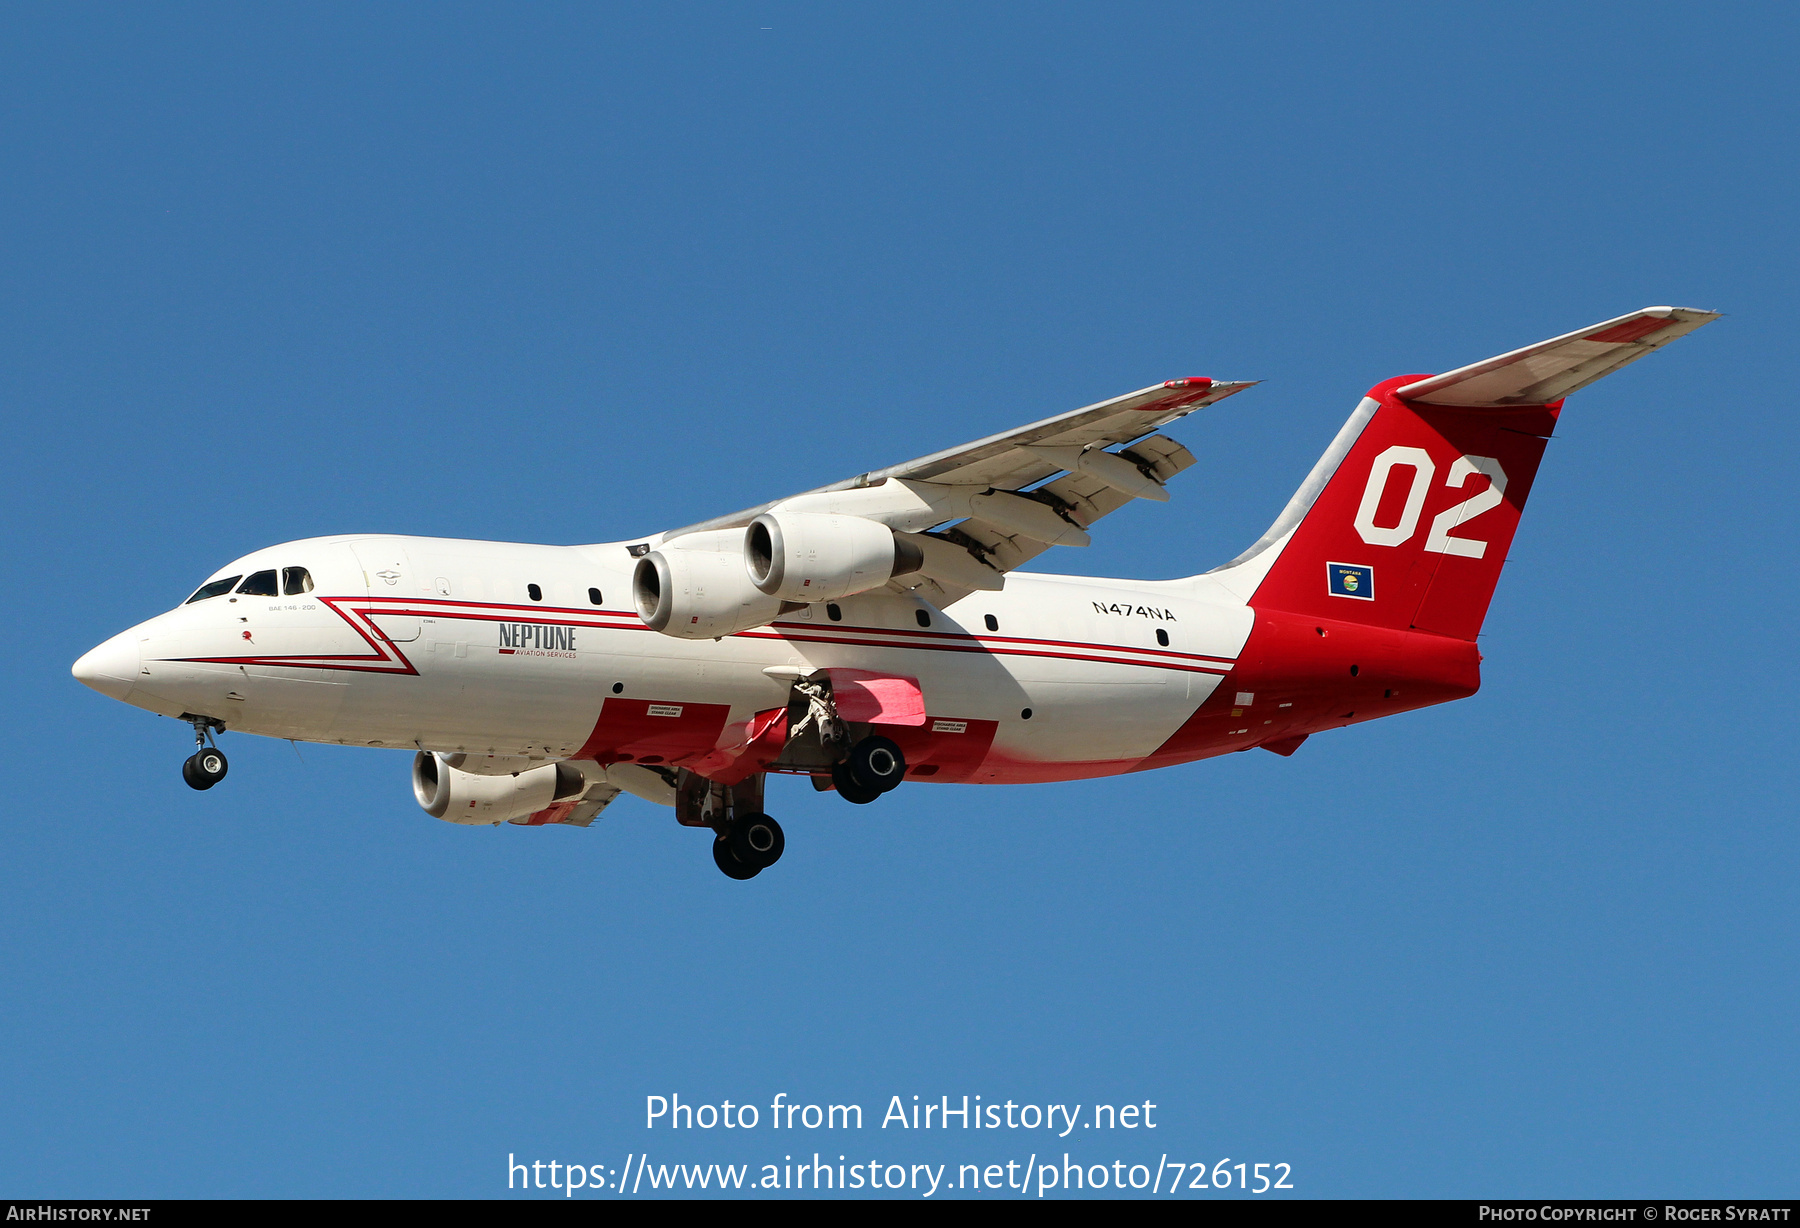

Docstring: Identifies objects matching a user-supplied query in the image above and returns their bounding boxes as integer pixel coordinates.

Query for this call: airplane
[72,306,1716,879]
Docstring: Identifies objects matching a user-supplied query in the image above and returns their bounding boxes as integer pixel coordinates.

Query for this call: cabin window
[527,584,542,602]
[588,587,603,605]
[186,576,241,604]
[283,567,314,596]
[1156,628,1169,647]
[826,603,842,622]
[984,614,999,632]
[915,609,931,628]
[236,570,279,597]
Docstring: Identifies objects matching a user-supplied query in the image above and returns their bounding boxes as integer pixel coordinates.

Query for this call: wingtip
[1162,377,1261,389]
[1645,305,1723,323]
[1149,376,1259,413]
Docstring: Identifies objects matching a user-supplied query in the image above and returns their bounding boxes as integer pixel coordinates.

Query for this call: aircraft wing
[660,377,1256,601]
[844,377,1256,488]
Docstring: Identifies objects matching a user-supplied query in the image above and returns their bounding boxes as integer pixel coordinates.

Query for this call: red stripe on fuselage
[168,595,422,674]
[359,595,1236,670]
[163,595,1237,678]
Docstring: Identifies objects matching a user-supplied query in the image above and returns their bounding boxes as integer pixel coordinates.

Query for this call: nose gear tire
[182,748,228,791]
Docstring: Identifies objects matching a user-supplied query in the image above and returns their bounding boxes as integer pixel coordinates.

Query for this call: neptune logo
[1327,563,1374,601]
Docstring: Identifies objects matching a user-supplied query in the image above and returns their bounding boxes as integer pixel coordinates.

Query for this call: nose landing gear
[180,715,228,791]
[183,747,228,790]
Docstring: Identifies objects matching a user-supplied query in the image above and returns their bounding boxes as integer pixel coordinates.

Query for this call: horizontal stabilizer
[1397,306,1719,408]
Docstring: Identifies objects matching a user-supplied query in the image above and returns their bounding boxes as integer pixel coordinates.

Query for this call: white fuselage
[89,534,1256,784]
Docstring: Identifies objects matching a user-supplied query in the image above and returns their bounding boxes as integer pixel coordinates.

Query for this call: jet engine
[632,545,786,639]
[745,512,923,602]
[411,752,586,825]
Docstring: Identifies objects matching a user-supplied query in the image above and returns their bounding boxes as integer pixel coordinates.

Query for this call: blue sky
[2,1,1795,1198]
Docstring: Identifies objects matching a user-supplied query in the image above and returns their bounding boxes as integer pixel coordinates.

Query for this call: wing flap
[920,434,1199,579]
[659,379,1253,542]
[882,378,1251,488]
[516,784,622,828]
[556,787,621,827]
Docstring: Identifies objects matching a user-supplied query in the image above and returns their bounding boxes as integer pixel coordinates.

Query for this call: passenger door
[348,540,422,643]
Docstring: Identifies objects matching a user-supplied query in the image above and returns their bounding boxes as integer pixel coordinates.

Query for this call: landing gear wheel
[729,813,784,869]
[182,747,228,791]
[712,835,761,880]
[848,735,906,793]
[832,760,881,805]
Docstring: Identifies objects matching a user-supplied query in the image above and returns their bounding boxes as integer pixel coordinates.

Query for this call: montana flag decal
[1327,562,1374,600]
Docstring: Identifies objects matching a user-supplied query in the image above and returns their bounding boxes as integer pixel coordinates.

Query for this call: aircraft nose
[72,630,141,702]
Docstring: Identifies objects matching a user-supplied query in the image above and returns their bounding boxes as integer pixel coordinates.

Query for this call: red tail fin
[1217,307,1719,641]
[1245,378,1555,639]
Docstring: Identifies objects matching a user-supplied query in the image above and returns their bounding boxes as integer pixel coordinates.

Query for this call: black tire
[712,836,760,880]
[832,760,882,805]
[181,754,215,791]
[729,813,784,868]
[849,735,906,793]
[192,746,228,784]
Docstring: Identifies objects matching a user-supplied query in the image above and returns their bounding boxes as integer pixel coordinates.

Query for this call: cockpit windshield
[236,570,279,596]
[186,576,242,604]
[282,567,314,595]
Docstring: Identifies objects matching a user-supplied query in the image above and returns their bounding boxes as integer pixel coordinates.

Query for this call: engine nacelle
[745,511,923,602]
[411,752,586,825]
[632,547,785,639]
[440,752,540,775]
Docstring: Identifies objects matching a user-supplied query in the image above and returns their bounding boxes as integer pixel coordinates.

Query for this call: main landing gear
[181,716,228,791]
[692,678,911,879]
[787,676,909,807]
[712,812,785,880]
[677,771,787,880]
[827,734,908,805]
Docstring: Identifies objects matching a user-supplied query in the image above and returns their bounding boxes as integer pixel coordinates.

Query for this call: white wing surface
[658,377,1255,600]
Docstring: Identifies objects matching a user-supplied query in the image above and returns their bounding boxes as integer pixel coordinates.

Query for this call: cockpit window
[283,567,314,596]
[186,576,242,604]
[236,570,279,596]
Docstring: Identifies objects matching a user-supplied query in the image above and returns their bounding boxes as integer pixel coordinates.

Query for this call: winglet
[1396,306,1720,408]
